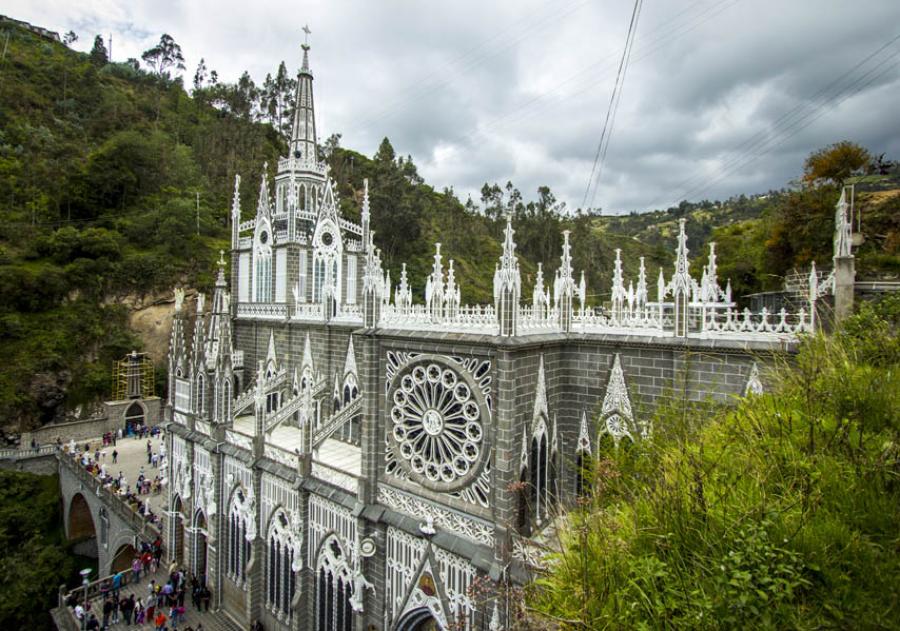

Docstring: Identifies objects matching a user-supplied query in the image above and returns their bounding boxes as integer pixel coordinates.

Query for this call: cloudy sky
[8,0,900,213]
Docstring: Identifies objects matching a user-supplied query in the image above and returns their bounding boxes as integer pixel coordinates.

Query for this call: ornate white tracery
[386,353,491,492]
[227,484,254,585]
[377,486,494,547]
[600,354,645,443]
[315,534,354,631]
[266,507,302,619]
[744,362,764,396]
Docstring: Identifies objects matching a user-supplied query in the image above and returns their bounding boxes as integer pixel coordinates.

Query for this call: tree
[89,35,108,66]
[192,57,208,93]
[141,34,186,78]
[803,141,871,187]
[62,31,77,46]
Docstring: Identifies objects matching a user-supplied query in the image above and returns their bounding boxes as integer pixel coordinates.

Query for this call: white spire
[343,335,357,379]
[301,332,315,378]
[290,36,318,165]
[445,259,460,317]
[395,263,412,311]
[611,248,626,318]
[834,187,852,259]
[266,331,277,370]
[636,257,648,309]
[231,174,241,219]
[425,243,445,319]
[532,355,548,422]
[576,410,592,455]
[670,218,691,295]
[533,262,547,313]
[256,164,271,220]
[744,362,764,396]
[554,230,575,307]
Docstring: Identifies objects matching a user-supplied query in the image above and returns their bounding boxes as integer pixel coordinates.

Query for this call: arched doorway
[192,510,208,584]
[171,496,185,564]
[396,608,441,631]
[111,543,137,574]
[124,401,144,434]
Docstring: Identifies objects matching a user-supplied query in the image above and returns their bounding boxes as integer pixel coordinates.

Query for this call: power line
[453,0,741,155]
[581,0,642,211]
[586,0,644,213]
[659,34,900,208]
[658,33,900,207]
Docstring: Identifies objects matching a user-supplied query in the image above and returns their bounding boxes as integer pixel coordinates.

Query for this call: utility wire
[582,0,643,211]
[659,33,900,206]
[587,0,644,212]
[455,0,741,152]
[659,34,900,208]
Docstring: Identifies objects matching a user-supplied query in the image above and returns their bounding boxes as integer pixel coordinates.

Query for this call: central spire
[290,33,318,165]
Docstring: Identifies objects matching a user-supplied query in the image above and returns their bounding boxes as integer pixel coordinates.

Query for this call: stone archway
[68,493,96,541]
[124,401,145,434]
[396,608,442,631]
[67,492,99,563]
[111,542,137,574]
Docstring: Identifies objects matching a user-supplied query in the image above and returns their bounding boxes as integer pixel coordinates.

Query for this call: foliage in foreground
[530,298,900,629]
[0,470,77,629]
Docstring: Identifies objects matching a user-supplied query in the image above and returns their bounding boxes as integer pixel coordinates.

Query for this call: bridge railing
[58,452,162,541]
[0,444,57,459]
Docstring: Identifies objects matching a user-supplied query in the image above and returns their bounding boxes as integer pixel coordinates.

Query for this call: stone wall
[21,397,162,447]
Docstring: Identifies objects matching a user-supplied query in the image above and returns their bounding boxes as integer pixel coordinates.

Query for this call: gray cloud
[11,0,900,213]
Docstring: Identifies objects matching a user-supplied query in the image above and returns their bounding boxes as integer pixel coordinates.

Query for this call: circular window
[260,231,269,244]
[321,231,333,247]
[387,354,489,492]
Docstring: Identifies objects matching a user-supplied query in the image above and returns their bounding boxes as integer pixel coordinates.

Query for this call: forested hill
[0,22,284,429]
[1,19,897,431]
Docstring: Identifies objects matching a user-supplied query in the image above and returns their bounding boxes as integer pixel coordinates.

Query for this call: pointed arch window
[266,510,298,618]
[195,373,206,417]
[227,491,252,584]
[222,379,233,422]
[315,536,353,631]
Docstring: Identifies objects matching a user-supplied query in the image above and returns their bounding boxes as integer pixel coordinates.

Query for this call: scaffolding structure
[111,351,155,400]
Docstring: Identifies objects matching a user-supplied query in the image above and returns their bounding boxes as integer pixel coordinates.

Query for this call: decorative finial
[218,250,226,267]
[302,24,311,48]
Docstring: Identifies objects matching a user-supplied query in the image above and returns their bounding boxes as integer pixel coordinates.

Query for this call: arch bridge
[58,452,162,577]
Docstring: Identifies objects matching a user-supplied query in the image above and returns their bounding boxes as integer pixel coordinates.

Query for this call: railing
[58,569,142,628]
[236,302,289,320]
[312,397,362,448]
[310,460,359,494]
[291,302,324,320]
[702,306,813,337]
[0,444,57,459]
[58,453,162,540]
[379,303,498,334]
[574,306,665,335]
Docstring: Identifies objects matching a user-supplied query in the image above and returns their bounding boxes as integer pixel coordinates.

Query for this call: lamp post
[79,568,92,630]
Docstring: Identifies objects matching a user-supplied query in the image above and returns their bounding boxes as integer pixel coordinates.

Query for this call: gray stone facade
[163,42,807,631]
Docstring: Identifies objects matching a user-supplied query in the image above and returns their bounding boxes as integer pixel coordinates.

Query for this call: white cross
[303,25,311,46]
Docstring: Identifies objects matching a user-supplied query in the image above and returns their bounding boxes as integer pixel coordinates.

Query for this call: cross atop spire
[291,33,318,165]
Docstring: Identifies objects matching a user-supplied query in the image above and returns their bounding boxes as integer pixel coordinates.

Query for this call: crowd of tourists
[64,429,167,527]
[68,563,213,630]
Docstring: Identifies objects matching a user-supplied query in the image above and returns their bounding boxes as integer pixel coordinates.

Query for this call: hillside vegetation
[526,296,900,629]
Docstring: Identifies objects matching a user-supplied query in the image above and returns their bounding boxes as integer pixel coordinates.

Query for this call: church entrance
[396,608,441,631]
[124,401,144,434]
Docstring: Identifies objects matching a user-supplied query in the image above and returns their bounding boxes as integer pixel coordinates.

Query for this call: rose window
[388,356,488,491]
